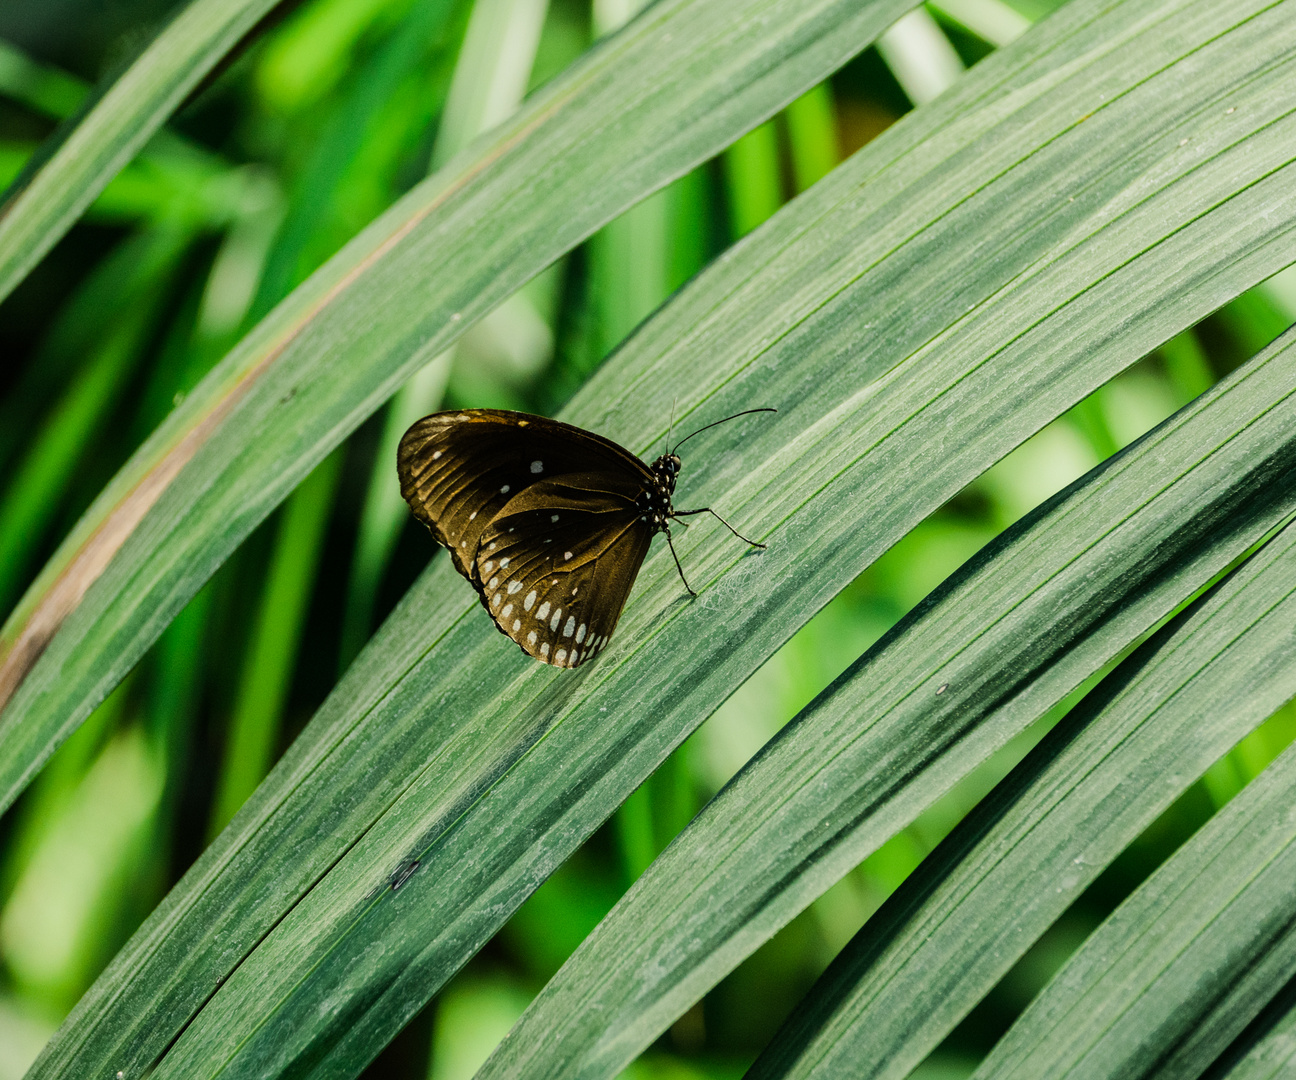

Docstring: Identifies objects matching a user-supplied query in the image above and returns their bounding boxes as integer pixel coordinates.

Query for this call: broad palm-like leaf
[4,0,1296,1076]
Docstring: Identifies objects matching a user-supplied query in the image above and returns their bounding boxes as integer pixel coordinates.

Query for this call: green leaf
[0,0,282,304]
[0,0,913,820]
[474,331,1296,1080]
[964,554,1296,1077]
[744,385,1296,1078]
[28,0,1296,1076]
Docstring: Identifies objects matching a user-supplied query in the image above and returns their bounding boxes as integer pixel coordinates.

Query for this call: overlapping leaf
[744,379,1296,1078]
[966,553,1296,1077]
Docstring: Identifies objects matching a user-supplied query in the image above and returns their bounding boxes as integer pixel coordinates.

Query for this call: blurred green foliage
[0,0,1293,1076]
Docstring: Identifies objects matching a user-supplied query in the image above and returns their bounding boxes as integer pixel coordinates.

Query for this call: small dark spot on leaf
[391,860,420,890]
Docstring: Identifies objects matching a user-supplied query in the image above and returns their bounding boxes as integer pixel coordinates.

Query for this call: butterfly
[397,408,773,668]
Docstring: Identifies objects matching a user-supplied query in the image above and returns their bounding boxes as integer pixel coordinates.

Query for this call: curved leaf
[0,0,281,304]
[968,570,1296,1078]
[0,0,909,814]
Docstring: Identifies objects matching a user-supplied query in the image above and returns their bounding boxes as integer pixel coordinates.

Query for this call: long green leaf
[746,388,1296,1079]
[0,0,914,820]
[475,332,1296,1080]
[0,0,281,304]
[30,0,1296,1076]
[967,600,1296,1078]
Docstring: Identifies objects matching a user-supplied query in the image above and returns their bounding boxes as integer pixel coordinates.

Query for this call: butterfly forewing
[398,410,651,578]
[399,411,658,668]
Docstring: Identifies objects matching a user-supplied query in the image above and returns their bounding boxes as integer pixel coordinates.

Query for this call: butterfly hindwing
[474,477,653,667]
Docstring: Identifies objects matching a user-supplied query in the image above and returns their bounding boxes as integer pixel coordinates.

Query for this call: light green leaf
[28,0,1296,1076]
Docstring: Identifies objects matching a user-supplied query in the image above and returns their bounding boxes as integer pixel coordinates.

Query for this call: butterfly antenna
[673,507,766,548]
[667,397,677,453]
[671,407,776,455]
[664,526,697,597]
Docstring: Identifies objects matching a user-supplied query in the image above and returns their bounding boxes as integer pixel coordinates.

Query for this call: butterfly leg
[664,526,697,597]
[672,507,766,548]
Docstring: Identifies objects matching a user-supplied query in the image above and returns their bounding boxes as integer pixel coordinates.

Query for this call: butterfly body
[398,408,768,668]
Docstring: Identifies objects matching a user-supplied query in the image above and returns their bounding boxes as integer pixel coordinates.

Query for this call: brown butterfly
[397,408,772,668]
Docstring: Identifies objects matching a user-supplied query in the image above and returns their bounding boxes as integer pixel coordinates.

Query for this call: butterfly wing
[398,409,651,579]
[474,476,653,667]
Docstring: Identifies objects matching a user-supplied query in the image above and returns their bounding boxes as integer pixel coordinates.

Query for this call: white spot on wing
[564,551,573,561]
[433,450,442,459]
[484,561,494,573]
[500,558,510,568]
[524,590,536,610]
[537,601,551,619]
[551,514,559,523]
[531,460,543,474]
[556,648,567,665]
[502,604,513,618]
[469,510,477,521]
[563,617,575,638]
[488,576,498,589]
[501,484,510,494]
[540,643,549,657]
[527,630,537,647]
[507,580,522,595]
[512,619,521,631]
[550,607,562,632]
[576,624,586,644]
